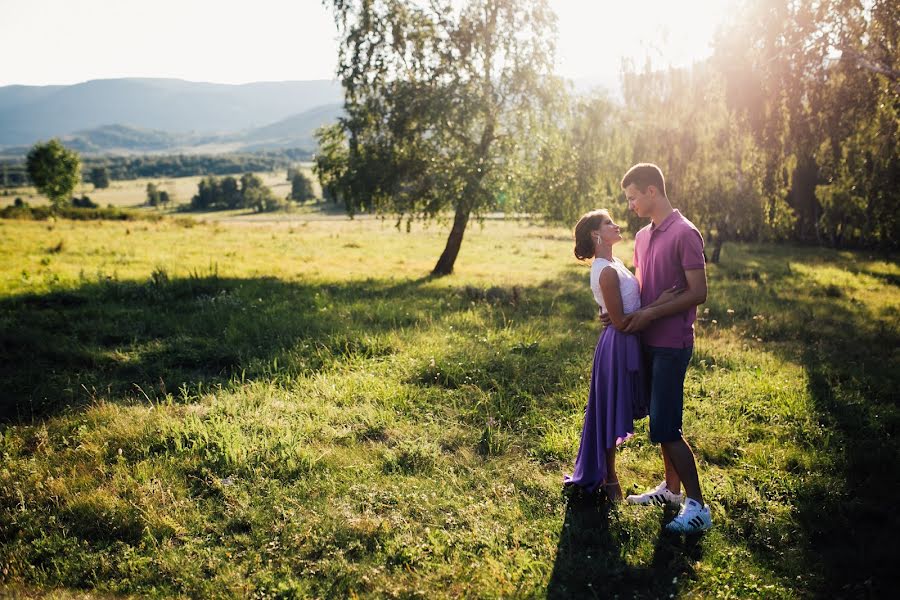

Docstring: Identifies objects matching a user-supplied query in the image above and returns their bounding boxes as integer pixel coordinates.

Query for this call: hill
[0,78,343,148]
[48,102,344,155]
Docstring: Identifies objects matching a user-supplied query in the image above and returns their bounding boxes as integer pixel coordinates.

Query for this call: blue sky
[0,0,736,86]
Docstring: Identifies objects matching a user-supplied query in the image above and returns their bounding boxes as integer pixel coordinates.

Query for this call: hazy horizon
[1,1,736,88]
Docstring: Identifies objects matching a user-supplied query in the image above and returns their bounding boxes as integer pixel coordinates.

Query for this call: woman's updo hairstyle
[573,209,610,261]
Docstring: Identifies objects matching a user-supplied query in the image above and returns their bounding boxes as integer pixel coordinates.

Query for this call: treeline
[0,149,312,187]
[522,0,899,253]
[317,0,898,260]
[188,170,315,213]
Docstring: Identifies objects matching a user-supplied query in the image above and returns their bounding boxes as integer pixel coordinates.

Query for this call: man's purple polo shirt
[633,209,706,349]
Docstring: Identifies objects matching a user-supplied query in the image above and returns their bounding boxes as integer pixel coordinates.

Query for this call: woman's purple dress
[564,257,649,493]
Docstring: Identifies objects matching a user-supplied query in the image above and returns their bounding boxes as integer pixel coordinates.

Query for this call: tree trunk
[711,238,723,264]
[432,205,471,276]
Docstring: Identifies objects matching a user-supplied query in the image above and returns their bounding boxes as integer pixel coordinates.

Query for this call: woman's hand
[648,285,684,308]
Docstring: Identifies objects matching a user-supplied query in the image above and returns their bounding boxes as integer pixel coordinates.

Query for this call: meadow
[0,212,897,598]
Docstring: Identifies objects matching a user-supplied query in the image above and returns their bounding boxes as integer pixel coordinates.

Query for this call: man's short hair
[621,163,667,198]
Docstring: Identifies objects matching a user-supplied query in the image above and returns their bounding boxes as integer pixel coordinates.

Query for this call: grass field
[0,213,897,598]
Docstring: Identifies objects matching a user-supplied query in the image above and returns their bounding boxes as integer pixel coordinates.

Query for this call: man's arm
[621,267,707,333]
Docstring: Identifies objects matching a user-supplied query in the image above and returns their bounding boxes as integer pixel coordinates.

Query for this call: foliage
[1,149,312,189]
[518,93,631,226]
[145,182,170,207]
[712,0,899,249]
[320,0,559,274]
[89,166,110,189]
[25,139,82,208]
[189,174,285,213]
[290,170,315,202]
[71,195,98,209]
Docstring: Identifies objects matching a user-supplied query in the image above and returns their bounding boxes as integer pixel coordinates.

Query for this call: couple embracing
[564,163,712,534]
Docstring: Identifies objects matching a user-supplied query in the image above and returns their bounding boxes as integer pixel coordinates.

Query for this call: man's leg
[648,345,694,497]
[663,437,702,504]
[661,444,681,495]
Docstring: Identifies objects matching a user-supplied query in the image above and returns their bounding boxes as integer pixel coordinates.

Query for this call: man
[609,163,712,533]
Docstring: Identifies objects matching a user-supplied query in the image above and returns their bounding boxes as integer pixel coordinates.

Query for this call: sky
[0,0,738,87]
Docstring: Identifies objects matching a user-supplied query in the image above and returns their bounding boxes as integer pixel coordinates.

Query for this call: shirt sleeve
[680,228,706,271]
[632,233,641,270]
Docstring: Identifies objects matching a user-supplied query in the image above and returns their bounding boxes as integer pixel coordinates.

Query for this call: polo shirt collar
[651,209,681,233]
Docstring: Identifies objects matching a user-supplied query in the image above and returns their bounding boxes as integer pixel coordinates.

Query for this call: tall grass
[0,217,897,598]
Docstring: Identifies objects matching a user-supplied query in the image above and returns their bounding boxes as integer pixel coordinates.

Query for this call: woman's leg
[605,447,623,501]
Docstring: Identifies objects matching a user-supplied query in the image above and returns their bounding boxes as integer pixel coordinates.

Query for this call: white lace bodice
[590,257,642,316]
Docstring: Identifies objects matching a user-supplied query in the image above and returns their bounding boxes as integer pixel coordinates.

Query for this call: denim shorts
[644,345,693,443]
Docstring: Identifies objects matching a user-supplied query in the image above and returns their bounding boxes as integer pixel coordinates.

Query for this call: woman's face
[593,216,623,246]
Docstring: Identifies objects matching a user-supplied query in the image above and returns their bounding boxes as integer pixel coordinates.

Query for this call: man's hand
[622,308,656,333]
[599,311,612,327]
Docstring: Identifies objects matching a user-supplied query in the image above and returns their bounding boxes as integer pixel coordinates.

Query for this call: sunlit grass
[0,215,897,597]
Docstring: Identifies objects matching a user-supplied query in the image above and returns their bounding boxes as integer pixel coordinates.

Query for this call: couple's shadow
[546,488,703,599]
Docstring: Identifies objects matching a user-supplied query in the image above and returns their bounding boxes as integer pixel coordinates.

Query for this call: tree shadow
[785,297,900,596]
[0,273,440,422]
[547,491,702,599]
[704,249,900,595]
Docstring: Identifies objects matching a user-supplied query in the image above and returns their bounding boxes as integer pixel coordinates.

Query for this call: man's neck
[650,200,674,227]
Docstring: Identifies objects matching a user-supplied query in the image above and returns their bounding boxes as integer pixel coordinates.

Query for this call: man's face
[624,183,654,218]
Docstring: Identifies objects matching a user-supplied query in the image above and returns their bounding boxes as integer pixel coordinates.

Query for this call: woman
[564,209,677,500]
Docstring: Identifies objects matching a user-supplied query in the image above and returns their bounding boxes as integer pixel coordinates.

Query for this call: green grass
[0,216,897,598]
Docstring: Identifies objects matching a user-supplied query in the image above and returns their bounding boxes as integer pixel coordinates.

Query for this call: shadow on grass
[707,246,900,595]
[0,267,593,424]
[788,297,899,596]
[547,492,701,598]
[0,273,444,422]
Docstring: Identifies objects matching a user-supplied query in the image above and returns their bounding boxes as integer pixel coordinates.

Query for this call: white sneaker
[625,480,683,506]
[665,499,712,534]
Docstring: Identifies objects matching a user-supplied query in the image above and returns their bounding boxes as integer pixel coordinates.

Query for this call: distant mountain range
[0,78,344,155]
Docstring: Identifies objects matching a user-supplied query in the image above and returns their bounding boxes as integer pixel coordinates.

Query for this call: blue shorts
[644,345,693,443]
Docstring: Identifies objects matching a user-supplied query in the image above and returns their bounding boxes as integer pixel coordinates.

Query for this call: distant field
[0,215,897,598]
[0,165,315,210]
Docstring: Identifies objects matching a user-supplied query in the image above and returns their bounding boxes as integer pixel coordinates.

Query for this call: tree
[146,182,161,206]
[220,176,242,209]
[26,139,81,208]
[191,176,217,210]
[89,166,110,189]
[519,93,631,226]
[291,171,315,202]
[320,0,558,275]
[240,173,283,212]
[712,0,899,249]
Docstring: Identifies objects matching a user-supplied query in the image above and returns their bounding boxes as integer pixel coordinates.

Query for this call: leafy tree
[146,182,161,206]
[26,139,81,208]
[314,124,349,205]
[621,64,780,262]
[89,167,110,189]
[191,176,220,210]
[320,0,558,275]
[520,93,631,226]
[240,173,283,212]
[220,176,242,209]
[291,171,315,202]
[712,0,899,249]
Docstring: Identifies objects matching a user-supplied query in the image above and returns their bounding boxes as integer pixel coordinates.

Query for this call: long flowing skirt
[564,326,649,493]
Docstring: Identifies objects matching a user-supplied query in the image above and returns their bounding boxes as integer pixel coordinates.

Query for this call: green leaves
[26,139,81,208]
